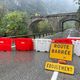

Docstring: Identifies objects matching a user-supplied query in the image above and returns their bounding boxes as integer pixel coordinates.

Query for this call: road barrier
[0,38,12,51]
[14,38,34,51]
[34,39,51,52]
[52,38,72,44]
[0,38,51,52]
[67,37,80,56]
[72,40,80,56]
[1,36,80,55]
[67,37,80,41]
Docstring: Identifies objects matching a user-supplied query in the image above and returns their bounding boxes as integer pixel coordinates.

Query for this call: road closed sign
[45,61,74,74]
[50,43,73,61]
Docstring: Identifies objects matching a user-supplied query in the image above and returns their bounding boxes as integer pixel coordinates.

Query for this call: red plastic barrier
[67,37,80,41]
[52,38,72,44]
[0,38,12,51]
[14,38,34,51]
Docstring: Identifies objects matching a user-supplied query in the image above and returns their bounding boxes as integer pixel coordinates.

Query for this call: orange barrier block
[0,38,12,51]
[14,38,34,51]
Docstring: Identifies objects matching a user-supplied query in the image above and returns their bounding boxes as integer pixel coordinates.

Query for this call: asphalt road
[0,51,80,80]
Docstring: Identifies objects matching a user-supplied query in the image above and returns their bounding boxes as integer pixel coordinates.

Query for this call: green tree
[30,20,53,34]
[74,0,80,30]
[64,21,76,30]
[38,20,53,33]
[0,5,7,18]
[0,11,29,36]
[77,6,80,30]
[0,5,7,24]
[0,5,8,36]
[74,0,80,5]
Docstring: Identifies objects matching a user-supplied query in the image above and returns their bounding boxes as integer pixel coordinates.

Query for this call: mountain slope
[0,0,47,15]
[0,0,79,15]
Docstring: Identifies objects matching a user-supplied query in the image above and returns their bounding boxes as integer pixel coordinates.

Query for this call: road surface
[0,51,80,80]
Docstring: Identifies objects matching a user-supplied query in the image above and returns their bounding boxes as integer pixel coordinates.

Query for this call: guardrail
[7,32,53,38]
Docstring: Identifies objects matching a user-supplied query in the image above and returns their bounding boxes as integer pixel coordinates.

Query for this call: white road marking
[51,71,59,80]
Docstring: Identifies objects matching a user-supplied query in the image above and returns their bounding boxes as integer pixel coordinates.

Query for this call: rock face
[0,0,47,15]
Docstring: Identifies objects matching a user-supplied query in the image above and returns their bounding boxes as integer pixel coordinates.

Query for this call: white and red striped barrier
[0,37,80,56]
